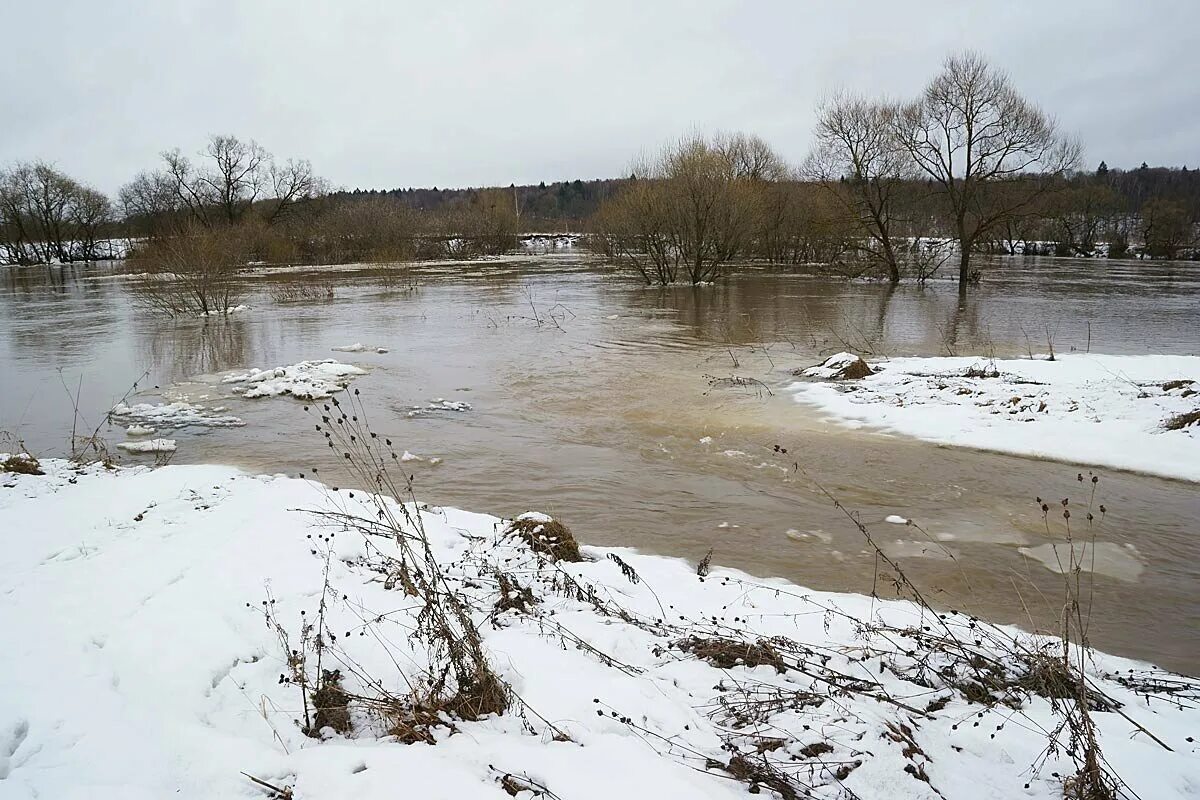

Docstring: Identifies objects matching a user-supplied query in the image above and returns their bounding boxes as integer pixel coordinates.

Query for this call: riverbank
[1,458,1197,799]
[790,353,1200,482]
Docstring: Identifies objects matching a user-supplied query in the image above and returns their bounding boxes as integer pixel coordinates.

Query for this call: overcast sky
[4,1,1198,194]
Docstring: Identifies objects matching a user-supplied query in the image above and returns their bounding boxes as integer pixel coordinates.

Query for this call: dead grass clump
[964,362,1001,378]
[1163,409,1200,430]
[385,664,509,744]
[1018,652,1076,700]
[836,357,875,379]
[0,453,43,475]
[676,635,787,674]
[447,670,510,721]
[505,514,582,562]
[386,699,454,744]
[494,574,539,614]
[1063,765,1119,800]
[798,741,834,758]
[308,669,351,737]
[794,354,875,380]
[269,281,336,304]
[1017,652,1114,712]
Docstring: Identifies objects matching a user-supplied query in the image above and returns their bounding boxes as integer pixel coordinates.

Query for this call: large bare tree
[0,162,113,263]
[895,52,1080,287]
[132,135,319,230]
[805,93,911,283]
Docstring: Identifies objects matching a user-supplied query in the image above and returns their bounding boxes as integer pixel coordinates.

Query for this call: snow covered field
[1,459,1196,799]
[790,354,1200,482]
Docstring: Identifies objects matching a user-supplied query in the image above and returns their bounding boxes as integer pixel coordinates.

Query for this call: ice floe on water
[223,359,367,400]
[406,398,473,417]
[1019,541,1146,582]
[115,438,176,453]
[110,401,245,429]
[331,343,389,354]
[198,304,249,318]
[790,353,1200,482]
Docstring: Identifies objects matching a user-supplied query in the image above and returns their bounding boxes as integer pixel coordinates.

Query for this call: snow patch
[790,353,1200,482]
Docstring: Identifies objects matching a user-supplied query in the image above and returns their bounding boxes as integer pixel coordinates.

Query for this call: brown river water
[2,253,1198,673]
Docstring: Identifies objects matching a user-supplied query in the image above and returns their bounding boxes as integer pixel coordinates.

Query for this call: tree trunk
[957,217,972,288]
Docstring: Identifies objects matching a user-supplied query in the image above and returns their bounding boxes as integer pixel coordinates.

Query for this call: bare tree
[597,133,774,285]
[119,170,183,236]
[0,162,113,263]
[1139,198,1193,259]
[895,52,1081,287]
[66,185,113,260]
[264,158,321,224]
[805,93,911,283]
[135,135,321,230]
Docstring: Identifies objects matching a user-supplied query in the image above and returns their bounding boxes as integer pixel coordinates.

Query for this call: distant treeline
[2,52,1198,283]
[329,178,627,226]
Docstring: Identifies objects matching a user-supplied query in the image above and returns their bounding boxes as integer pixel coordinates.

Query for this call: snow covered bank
[222,360,367,400]
[1,461,1196,799]
[790,354,1200,482]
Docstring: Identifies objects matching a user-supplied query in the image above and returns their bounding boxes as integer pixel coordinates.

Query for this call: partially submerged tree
[596,133,777,284]
[1139,198,1193,259]
[129,222,247,316]
[0,162,113,263]
[805,93,912,282]
[895,52,1081,287]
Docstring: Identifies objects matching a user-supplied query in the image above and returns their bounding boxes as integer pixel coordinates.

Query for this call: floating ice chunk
[223,360,367,400]
[407,398,473,416]
[885,515,909,525]
[198,304,249,318]
[111,402,244,429]
[117,438,176,453]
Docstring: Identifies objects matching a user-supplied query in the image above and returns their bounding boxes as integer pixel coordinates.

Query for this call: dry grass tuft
[505,515,582,562]
[307,669,351,737]
[676,635,787,674]
[1,453,44,475]
[494,573,539,614]
[836,357,875,379]
[1163,408,1200,430]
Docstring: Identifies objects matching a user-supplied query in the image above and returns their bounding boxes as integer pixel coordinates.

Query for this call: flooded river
[3,254,1198,673]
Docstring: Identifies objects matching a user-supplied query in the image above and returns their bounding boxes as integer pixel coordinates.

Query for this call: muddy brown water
[2,254,1198,674]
